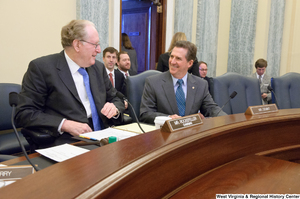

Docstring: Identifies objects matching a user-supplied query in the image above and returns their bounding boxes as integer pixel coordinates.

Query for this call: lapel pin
[192,86,195,89]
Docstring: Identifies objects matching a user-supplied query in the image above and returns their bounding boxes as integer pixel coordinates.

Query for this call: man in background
[117,51,135,78]
[251,58,272,105]
[198,61,213,96]
[140,41,226,124]
[103,47,126,95]
[16,20,124,145]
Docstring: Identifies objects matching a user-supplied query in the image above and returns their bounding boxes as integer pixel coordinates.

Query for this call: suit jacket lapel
[162,72,179,114]
[185,74,197,115]
[56,51,81,103]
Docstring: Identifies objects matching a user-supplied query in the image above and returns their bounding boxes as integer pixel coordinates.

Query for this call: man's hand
[61,120,92,137]
[101,102,118,119]
[124,100,128,109]
[169,114,181,119]
[261,93,268,99]
[199,113,205,119]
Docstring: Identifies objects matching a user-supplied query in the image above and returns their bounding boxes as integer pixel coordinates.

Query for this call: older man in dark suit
[16,20,124,144]
[140,41,226,124]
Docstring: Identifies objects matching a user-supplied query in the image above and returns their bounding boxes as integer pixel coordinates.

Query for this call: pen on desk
[79,135,98,141]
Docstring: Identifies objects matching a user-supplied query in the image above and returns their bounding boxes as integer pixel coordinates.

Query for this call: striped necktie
[109,73,114,87]
[176,79,186,116]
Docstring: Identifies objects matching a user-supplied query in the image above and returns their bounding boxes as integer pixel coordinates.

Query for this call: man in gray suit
[140,41,226,124]
[16,20,124,145]
[251,59,272,105]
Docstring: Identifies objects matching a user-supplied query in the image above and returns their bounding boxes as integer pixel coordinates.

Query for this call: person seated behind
[121,33,138,75]
[103,47,128,111]
[198,61,213,96]
[140,41,226,124]
[15,20,125,145]
[251,58,272,105]
[117,51,133,78]
[103,47,126,94]
[156,32,200,77]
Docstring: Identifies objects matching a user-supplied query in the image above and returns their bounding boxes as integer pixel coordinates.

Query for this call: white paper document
[36,144,90,162]
[82,127,138,141]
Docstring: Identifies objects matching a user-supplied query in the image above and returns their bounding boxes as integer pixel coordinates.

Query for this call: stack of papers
[36,128,140,162]
[36,144,89,162]
[113,123,156,134]
[82,127,139,140]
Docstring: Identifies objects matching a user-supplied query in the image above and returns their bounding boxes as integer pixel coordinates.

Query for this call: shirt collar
[256,72,264,79]
[171,73,188,87]
[106,68,115,76]
[64,51,81,74]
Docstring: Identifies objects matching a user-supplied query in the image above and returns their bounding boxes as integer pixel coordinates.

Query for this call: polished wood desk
[1,109,300,198]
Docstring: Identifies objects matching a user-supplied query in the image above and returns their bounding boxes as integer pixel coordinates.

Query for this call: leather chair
[212,72,262,114]
[126,70,161,122]
[271,72,300,109]
[0,83,30,155]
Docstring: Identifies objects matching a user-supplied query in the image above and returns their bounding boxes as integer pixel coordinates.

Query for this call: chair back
[271,72,300,109]
[0,83,21,130]
[213,72,262,114]
[126,70,161,122]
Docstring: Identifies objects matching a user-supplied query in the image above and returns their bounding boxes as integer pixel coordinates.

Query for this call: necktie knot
[177,79,183,86]
[78,67,87,76]
[125,72,129,77]
[109,73,113,78]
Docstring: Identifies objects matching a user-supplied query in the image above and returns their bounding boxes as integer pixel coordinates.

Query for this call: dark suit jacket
[114,69,126,95]
[16,51,124,137]
[156,52,200,77]
[140,71,226,124]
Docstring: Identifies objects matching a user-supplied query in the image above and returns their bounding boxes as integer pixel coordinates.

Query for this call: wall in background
[172,0,300,77]
[0,0,76,84]
[1,0,300,85]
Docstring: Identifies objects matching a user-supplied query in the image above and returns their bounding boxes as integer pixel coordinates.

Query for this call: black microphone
[267,85,279,109]
[216,91,237,116]
[116,91,145,134]
[9,92,40,171]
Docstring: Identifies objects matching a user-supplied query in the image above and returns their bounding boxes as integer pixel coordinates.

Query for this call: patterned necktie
[109,73,114,87]
[176,79,186,116]
[125,72,129,78]
[259,75,262,84]
[78,68,101,131]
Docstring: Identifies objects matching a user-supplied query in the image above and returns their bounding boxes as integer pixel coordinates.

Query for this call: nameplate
[245,104,278,115]
[161,114,203,133]
[0,165,34,181]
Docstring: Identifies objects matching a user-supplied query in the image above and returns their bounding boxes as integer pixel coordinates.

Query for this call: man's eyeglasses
[200,69,208,72]
[80,40,100,49]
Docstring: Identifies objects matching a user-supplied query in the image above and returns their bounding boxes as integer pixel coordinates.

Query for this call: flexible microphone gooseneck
[116,92,145,134]
[267,85,279,109]
[216,91,238,116]
[9,92,40,172]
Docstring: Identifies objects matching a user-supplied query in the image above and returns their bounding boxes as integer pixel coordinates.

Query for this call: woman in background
[122,33,138,75]
[156,32,200,77]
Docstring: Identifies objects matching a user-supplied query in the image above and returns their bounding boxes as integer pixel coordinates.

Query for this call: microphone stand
[116,92,145,134]
[10,92,40,171]
[126,100,145,134]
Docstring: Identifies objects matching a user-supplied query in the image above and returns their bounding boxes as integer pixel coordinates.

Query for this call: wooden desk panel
[171,155,300,198]
[0,109,300,198]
